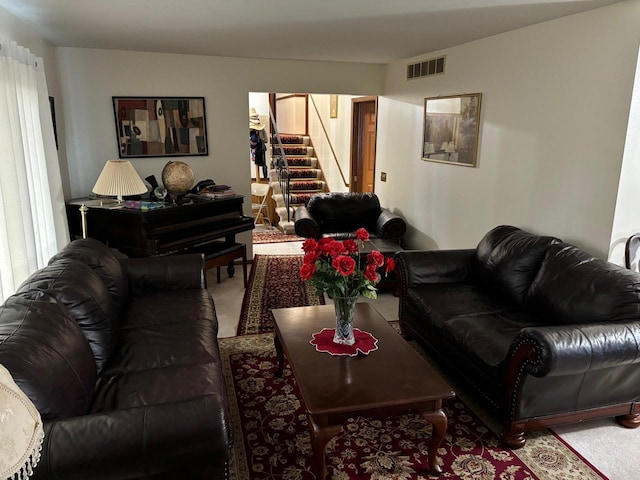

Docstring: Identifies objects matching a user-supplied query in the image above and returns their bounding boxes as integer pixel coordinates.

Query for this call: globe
[161,161,195,196]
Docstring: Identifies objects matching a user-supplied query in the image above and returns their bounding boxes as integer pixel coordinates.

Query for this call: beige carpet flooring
[206,235,640,479]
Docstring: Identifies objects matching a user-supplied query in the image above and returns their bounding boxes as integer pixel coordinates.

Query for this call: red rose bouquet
[300,228,395,300]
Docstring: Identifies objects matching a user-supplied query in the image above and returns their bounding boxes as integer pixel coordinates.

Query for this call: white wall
[609,48,640,265]
[55,48,384,249]
[376,1,640,258]
[56,48,384,198]
[308,94,360,192]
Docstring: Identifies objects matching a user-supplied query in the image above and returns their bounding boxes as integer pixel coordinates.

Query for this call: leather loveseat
[395,225,640,448]
[0,238,231,479]
[294,192,407,242]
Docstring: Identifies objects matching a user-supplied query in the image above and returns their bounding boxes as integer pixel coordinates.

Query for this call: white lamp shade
[0,364,44,479]
[92,160,148,199]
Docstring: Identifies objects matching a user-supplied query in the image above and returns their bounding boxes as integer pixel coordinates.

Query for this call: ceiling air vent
[407,55,446,80]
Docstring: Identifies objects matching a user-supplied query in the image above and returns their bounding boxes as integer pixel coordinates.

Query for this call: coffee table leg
[308,415,343,480]
[274,334,285,377]
[421,408,447,475]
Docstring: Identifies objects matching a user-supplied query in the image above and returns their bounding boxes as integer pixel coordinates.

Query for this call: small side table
[203,242,248,288]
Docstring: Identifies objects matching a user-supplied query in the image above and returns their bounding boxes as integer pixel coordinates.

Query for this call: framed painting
[422,93,482,167]
[112,96,208,158]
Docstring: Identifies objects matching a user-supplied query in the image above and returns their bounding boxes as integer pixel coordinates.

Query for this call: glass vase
[332,295,358,346]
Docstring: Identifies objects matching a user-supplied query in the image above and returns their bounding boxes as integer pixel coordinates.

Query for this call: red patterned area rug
[221,333,608,480]
[237,255,324,335]
[253,230,305,244]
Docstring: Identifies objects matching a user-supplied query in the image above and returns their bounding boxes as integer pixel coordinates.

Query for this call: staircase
[269,134,327,233]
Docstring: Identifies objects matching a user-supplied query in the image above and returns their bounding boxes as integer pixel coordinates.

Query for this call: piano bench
[203,242,248,288]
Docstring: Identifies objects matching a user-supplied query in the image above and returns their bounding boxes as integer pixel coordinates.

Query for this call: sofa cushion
[527,243,640,324]
[49,238,128,313]
[18,258,117,374]
[103,289,218,373]
[0,291,97,420]
[307,192,381,234]
[405,282,518,331]
[473,225,560,304]
[442,311,543,370]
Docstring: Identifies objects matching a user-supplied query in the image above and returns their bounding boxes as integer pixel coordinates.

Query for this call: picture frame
[422,93,482,167]
[330,94,338,118]
[112,96,208,158]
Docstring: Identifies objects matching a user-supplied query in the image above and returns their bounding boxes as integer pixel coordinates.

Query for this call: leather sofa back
[473,225,560,303]
[307,192,382,234]
[0,291,97,420]
[49,238,128,312]
[18,258,118,374]
[527,242,640,324]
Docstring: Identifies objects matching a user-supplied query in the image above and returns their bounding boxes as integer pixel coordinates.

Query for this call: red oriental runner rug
[253,230,305,244]
[221,333,608,480]
[237,255,324,335]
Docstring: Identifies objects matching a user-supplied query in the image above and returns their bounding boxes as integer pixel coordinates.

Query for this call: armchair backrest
[306,192,382,234]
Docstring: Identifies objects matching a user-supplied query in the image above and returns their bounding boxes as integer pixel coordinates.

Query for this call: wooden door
[351,97,378,193]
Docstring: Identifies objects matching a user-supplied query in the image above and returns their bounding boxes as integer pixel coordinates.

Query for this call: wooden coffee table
[271,303,455,479]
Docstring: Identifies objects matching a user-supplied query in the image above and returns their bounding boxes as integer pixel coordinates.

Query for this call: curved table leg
[308,415,343,480]
[421,408,448,475]
[274,334,285,377]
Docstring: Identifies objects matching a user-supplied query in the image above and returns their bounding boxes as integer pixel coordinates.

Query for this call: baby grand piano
[65,196,254,274]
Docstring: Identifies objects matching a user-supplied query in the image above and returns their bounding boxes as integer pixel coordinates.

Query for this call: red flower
[367,250,385,267]
[318,237,335,254]
[300,262,316,281]
[304,250,321,264]
[327,240,345,257]
[385,257,395,273]
[355,228,370,241]
[343,239,359,254]
[332,255,356,276]
[302,238,318,254]
[364,263,379,282]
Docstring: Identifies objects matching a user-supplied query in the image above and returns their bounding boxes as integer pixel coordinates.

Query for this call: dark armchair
[294,192,407,242]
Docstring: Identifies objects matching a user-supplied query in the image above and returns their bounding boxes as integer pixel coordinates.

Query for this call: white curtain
[0,40,69,303]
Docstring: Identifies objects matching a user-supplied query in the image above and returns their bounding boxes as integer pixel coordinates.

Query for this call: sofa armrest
[294,205,320,239]
[123,253,206,295]
[508,322,640,378]
[395,249,475,288]
[34,395,231,480]
[375,208,407,240]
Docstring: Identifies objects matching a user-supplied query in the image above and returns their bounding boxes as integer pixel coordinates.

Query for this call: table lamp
[0,364,44,480]
[79,160,148,238]
[92,160,148,202]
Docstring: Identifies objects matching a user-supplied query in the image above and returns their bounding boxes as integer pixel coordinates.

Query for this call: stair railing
[308,94,349,188]
[268,104,292,222]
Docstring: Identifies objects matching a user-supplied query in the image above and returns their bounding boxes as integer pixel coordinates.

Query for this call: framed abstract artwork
[112,96,208,158]
[422,93,482,167]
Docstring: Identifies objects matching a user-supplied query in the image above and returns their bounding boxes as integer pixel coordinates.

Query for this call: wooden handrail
[308,95,349,188]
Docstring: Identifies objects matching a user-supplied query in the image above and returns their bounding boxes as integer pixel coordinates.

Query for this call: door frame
[350,96,378,193]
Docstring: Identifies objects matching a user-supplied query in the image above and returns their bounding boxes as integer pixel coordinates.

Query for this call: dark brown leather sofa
[0,238,231,479]
[294,192,406,241]
[395,225,640,448]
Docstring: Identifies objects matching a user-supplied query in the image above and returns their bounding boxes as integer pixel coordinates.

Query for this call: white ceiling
[0,0,623,64]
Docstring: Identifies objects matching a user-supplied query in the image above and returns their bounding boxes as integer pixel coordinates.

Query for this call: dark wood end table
[271,303,455,479]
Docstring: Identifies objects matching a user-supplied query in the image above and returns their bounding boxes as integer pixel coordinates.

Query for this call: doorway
[350,97,378,193]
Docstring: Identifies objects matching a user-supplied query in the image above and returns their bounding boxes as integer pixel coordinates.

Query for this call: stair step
[272,193,317,208]
[275,146,314,156]
[275,206,296,222]
[279,157,318,168]
[274,134,310,145]
[289,180,325,192]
